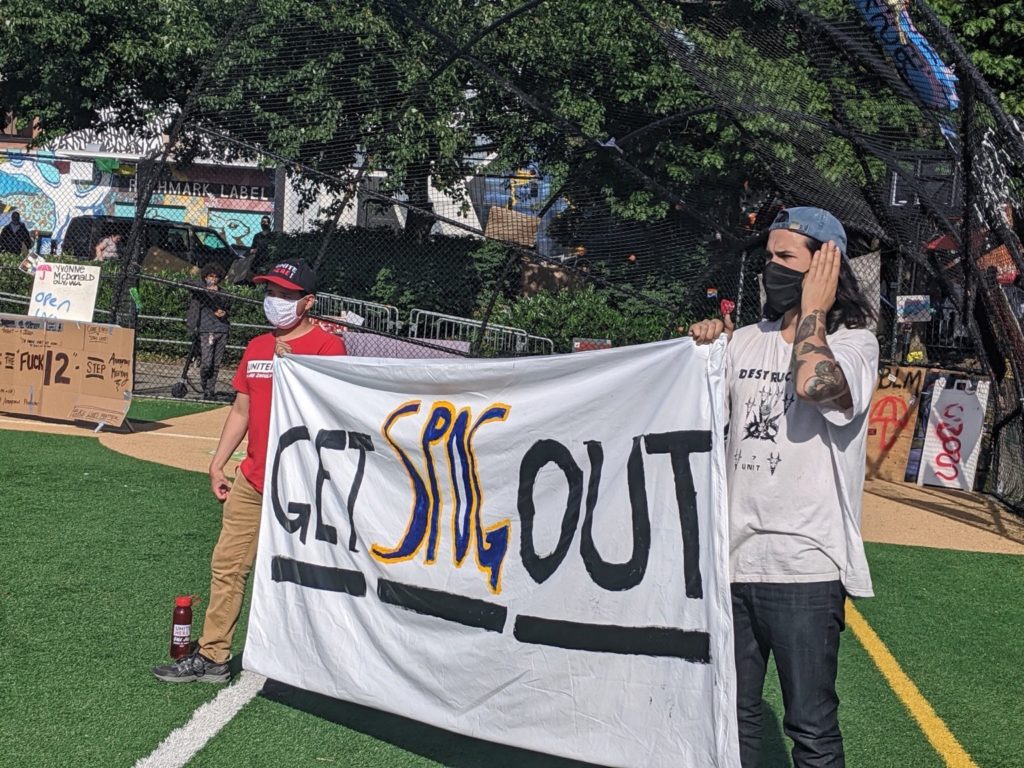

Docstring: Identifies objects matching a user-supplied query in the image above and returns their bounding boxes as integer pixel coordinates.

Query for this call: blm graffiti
[865,365,924,482]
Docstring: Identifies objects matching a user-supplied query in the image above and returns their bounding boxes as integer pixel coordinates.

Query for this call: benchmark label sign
[245,338,738,768]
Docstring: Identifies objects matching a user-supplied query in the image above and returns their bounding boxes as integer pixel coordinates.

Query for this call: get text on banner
[245,338,739,768]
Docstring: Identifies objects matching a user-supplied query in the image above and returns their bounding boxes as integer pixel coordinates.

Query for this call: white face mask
[263,296,303,329]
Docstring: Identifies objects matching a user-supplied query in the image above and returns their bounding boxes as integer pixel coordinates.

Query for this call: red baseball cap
[253,259,317,294]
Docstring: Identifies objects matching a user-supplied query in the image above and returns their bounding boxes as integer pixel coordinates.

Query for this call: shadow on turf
[260,678,624,767]
[259,678,793,768]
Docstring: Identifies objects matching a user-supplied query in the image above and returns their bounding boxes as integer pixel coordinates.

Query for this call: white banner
[28,262,101,322]
[919,376,990,490]
[245,338,739,768]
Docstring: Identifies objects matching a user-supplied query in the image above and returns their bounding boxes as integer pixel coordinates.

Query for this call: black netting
[3,0,1022,511]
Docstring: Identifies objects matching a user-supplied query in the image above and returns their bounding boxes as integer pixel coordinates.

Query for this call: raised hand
[800,240,841,315]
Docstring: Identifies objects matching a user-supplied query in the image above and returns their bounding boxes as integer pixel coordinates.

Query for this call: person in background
[94,232,124,261]
[153,258,346,683]
[249,216,273,273]
[689,207,879,768]
[0,211,34,255]
[187,262,232,400]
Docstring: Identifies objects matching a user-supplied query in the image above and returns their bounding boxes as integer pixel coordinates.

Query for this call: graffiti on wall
[918,376,991,491]
[0,153,117,244]
[865,365,925,482]
[0,153,274,251]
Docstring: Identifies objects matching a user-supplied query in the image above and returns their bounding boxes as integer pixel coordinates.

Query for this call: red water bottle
[170,596,193,659]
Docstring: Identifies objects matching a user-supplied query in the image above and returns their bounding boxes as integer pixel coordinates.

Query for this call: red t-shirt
[232,326,347,493]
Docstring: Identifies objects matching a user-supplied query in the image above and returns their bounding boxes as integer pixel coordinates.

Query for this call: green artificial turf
[2,427,1020,768]
[854,543,1024,768]
[759,635,941,768]
[126,397,225,424]
[0,429,233,767]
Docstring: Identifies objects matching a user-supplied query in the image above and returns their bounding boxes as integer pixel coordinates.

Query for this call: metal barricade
[408,308,553,355]
[315,292,400,333]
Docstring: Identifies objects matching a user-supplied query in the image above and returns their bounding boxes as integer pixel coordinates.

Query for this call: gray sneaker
[152,650,230,683]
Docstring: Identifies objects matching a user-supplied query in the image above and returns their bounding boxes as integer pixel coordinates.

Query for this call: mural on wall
[0,152,274,252]
[112,168,274,247]
[0,152,117,246]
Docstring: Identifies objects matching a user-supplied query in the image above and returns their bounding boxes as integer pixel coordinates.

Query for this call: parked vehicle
[62,215,242,276]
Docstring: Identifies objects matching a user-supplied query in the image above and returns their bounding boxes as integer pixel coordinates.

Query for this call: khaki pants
[198,471,262,664]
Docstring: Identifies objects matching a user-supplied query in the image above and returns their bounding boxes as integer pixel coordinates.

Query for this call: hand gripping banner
[245,337,739,768]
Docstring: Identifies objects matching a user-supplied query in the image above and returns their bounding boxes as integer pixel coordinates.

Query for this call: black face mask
[762,261,805,320]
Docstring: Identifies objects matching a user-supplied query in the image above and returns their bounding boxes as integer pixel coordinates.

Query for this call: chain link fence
[2,0,1022,512]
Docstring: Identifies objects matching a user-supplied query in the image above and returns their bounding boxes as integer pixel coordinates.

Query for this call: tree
[3,0,1016,246]
[0,0,239,140]
[930,0,1024,118]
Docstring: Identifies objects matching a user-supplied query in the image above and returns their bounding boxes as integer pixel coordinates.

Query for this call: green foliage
[0,0,242,140]
[488,282,686,354]
[259,227,489,317]
[0,249,691,355]
[931,0,1024,118]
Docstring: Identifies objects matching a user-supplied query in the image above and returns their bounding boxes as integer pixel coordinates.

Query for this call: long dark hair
[761,235,877,333]
[805,235,876,333]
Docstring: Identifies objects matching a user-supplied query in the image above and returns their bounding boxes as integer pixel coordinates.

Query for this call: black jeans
[732,581,846,768]
[199,332,228,397]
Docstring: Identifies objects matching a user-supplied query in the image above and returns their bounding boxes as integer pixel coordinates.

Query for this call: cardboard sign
[0,313,134,426]
[865,366,925,482]
[245,338,739,768]
[28,263,102,322]
[918,376,990,490]
[484,206,540,248]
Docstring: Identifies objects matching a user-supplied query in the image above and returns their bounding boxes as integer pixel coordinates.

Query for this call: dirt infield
[0,408,245,478]
[3,408,1022,556]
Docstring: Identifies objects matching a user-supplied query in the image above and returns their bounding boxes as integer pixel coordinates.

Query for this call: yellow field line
[846,601,978,768]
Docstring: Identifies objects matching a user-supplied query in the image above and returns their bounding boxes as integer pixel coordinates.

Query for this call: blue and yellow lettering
[371,401,430,563]
[421,402,455,563]
[468,404,512,592]
[447,408,474,565]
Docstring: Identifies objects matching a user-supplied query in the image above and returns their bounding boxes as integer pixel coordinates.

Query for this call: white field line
[134,671,265,768]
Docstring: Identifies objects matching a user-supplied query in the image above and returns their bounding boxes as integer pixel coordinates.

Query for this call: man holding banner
[691,207,878,768]
[154,259,346,683]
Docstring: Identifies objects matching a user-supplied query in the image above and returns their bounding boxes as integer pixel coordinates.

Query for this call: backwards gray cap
[768,206,848,258]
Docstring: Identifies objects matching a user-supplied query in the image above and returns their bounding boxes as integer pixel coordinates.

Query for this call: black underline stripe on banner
[513,616,711,662]
[377,579,508,633]
[271,556,368,597]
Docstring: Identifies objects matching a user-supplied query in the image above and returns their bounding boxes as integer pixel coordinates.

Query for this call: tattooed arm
[789,239,853,408]
[790,309,853,409]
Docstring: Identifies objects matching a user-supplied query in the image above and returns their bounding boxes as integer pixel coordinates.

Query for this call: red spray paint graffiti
[869,395,911,452]
[933,403,965,481]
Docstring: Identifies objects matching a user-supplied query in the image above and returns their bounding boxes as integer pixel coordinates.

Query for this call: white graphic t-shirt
[725,319,879,597]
